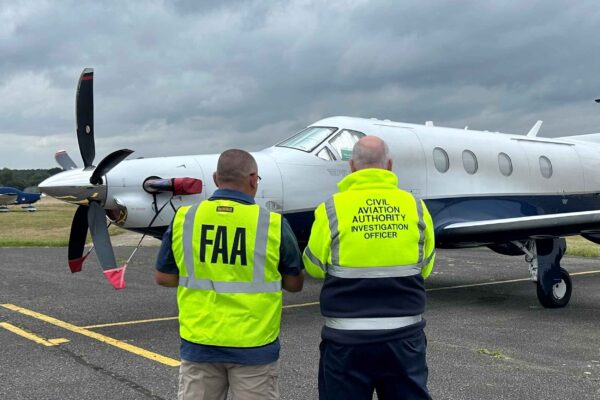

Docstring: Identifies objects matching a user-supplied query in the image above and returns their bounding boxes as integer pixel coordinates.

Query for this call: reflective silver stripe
[326,264,423,278]
[179,277,281,293]
[325,198,339,267]
[253,207,270,283]
[423,251,435,266]
[415,198,425,263]
[325,315,422,330]
[304,247,326,272]
[182,204,200,279]
[180,204,280,293]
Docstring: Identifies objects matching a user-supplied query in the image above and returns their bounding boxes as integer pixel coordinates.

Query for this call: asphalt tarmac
[1,246,599,400]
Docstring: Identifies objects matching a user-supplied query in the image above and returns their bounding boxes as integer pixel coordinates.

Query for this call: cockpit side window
[316,147,335,161]
[328,129,365,160]
[276,126,337,152]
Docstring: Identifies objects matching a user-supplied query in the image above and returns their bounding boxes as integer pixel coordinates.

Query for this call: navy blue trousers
[318,330,430,400]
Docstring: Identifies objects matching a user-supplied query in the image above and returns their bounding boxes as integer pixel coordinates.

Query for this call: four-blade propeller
[61,68,133,289]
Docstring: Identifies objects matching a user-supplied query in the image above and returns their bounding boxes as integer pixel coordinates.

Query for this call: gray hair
[351,136,390,170]
[215,149,257,184]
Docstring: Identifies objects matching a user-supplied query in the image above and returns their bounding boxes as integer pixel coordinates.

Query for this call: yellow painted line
[280,269,600,305]
[1,304,180,367]
[0,322,68,347]
[427,277,530,292]
[82,316,178,329]
[570,269,600,276]
[81,302,322,330]
[283,301,320,309]
[428,268,600,292]
[48,338,70,345]
[82,302,323,330]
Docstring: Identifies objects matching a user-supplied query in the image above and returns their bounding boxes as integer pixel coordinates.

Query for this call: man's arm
[302,203,331,279]
[279,217,304,292]
[155,271,179,287]
[420,200,436,279]
[155,223,180,288]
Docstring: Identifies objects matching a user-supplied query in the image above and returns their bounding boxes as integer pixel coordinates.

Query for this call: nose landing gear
[536,267,572,308]
[513,237,572,308]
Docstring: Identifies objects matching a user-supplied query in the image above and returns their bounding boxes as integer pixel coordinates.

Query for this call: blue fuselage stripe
[142,193,600,250]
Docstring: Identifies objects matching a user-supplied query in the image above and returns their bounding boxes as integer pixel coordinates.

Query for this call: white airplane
[39,68,600,307]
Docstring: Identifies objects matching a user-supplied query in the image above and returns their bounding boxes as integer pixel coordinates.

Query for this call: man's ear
[213,172,218,187]
[386,159,393,171]
[349,159,357,172]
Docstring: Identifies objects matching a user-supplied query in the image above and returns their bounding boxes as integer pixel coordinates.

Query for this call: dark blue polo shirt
[155,188,303,364]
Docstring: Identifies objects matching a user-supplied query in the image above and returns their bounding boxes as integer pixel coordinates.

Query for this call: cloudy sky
[1,0,600,168]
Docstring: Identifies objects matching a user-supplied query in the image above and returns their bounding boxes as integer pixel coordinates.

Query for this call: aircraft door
[377,126,427,197]
[253,153,284,213]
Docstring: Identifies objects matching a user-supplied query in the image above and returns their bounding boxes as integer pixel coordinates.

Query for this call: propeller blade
[89,149,134,185]
[68,205,89,272]
[76,68,95,168]
[88,201,126,289]
[55,150,78,170]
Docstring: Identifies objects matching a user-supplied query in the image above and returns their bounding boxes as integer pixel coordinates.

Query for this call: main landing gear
[512,238,572,308]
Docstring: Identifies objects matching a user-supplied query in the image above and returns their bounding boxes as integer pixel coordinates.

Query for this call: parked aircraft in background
[39,68,600,308]
[0,187,41,212]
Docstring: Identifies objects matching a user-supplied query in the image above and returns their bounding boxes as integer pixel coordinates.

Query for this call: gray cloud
[1,0,600,168]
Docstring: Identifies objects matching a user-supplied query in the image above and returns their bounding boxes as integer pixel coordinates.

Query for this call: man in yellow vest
[155,149,304,400]
[303,136,435,400]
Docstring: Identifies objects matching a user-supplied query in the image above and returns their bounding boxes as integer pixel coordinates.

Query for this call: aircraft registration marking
[1,303,180,367]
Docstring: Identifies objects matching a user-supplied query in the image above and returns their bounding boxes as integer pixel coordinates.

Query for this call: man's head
[349,135,392,172]
[213,149,260,196]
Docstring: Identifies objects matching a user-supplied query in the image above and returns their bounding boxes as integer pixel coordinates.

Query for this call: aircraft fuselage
[39,116,600,249]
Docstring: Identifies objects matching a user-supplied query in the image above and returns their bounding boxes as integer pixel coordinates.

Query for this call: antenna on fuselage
[527,120,543,137]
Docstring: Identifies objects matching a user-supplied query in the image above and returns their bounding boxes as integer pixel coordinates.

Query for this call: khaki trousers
[178,360,279,400]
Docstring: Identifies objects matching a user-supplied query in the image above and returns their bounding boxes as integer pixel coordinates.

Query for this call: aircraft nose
[39,169,107,205]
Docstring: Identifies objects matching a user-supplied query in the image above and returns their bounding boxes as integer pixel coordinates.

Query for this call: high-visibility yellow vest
[171,199,282,347]
[304,168,435,278]
[330,185,429,273]
[303,169,435,331]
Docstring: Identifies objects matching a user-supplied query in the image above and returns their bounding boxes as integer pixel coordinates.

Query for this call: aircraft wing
[0,193,18,205]
[437,210,600,247]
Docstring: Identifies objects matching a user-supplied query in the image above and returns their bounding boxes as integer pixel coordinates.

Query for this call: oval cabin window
[462,150,478,174]
[539,156,553,178]
[498,152,513,176]
[433,147,449,173]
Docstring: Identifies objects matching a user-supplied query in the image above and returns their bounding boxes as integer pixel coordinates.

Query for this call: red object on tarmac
[68,255,88,273]
[103,265,127,290]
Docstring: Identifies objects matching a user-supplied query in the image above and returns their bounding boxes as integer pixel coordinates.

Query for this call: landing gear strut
[512,238,572,308]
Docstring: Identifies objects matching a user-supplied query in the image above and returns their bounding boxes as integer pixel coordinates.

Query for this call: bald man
[156,149,304,400]
[303,136,436,399]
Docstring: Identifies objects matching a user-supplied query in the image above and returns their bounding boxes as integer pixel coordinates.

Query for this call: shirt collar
[337,168,399,192]
[210,188,255,204]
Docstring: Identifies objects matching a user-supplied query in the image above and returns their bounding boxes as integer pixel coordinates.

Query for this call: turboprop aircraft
[39,68,600,307]
[0,187,41,212]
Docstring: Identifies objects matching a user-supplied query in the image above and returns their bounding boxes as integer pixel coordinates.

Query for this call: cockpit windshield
[277,126,337,152]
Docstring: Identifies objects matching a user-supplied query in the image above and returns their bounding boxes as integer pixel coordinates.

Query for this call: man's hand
[155,271,179,287]
[282,272,304,292]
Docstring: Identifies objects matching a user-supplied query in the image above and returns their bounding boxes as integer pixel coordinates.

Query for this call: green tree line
[0,168,62,191]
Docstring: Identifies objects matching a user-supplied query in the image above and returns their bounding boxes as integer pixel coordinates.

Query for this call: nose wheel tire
[536,267,572,308]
